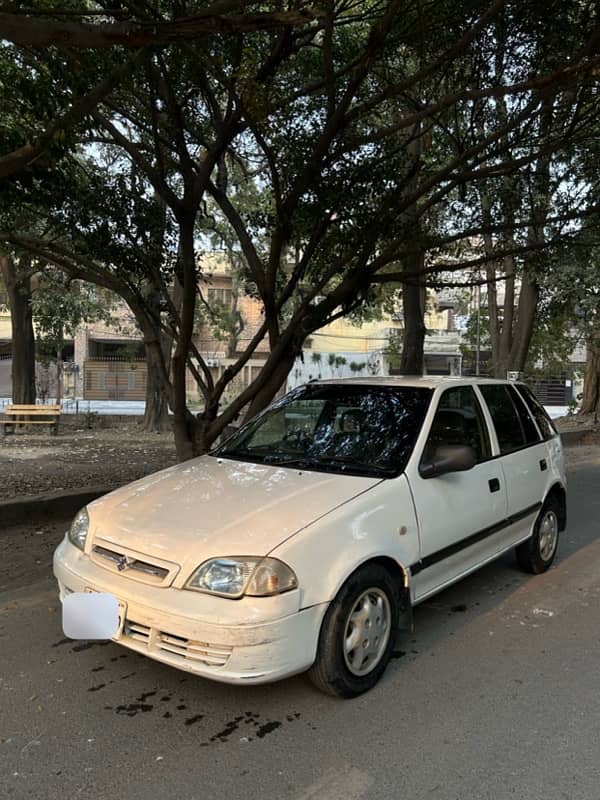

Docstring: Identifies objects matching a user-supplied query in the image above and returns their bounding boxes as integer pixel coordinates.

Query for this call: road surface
[1,455,599,800]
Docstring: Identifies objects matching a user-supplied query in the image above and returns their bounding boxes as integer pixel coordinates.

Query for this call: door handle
[488,478,500,493]
[540,459,547,471]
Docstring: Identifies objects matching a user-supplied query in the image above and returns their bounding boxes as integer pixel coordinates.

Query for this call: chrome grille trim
[91,544,173,585]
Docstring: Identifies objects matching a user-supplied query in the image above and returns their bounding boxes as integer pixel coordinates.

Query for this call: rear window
[515,384,558,440]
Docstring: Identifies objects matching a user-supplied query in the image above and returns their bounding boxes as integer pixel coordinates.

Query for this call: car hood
[87,455,381,571]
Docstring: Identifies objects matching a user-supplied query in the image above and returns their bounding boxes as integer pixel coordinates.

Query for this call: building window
[98,371,106,390]
[207,288,233,306]
[128,371,136,390]
[86,370,92,391]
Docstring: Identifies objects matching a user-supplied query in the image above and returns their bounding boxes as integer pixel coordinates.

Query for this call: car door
[407,385,508,603]
[476,383,548,544]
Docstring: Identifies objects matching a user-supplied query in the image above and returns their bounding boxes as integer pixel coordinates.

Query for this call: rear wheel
[308,564,400,698]
[516,497,560,574]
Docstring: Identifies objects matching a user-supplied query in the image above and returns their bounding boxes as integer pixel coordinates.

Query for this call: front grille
[93,545,169,580]
[90,539,179,587]
[122,617,232,667]
[157,632,233,666]
[124,619,151,643]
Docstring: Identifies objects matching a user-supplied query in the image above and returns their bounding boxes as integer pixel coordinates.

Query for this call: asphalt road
[2,457,600,800]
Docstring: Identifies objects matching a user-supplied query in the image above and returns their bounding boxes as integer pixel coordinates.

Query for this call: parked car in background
[54,377,566,697]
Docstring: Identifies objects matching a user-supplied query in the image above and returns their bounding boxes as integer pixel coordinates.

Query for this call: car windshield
[214,384,432,478]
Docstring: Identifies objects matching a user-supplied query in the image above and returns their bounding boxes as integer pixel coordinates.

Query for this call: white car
[53,377,566,697]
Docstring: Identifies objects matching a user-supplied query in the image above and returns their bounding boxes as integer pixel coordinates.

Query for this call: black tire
[516,496,560,574]
[308,563,400,698]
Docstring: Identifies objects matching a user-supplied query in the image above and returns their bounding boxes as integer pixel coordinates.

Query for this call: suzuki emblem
[116,555,130,571]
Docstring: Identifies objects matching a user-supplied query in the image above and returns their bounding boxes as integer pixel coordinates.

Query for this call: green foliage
[32,273,114,363]
[349,361,365,373]
[460,300,582,381]
[386,330,404,370]
[523,304,583,383]
[82,407,99,430]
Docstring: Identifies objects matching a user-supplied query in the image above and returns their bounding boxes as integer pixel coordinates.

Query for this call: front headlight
[186,557,298,598]
[68,507,89,551]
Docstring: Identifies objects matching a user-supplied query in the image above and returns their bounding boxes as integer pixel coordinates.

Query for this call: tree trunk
[509,273,539,373]
[55,346,63,404]
[399,126,426,376]
[400,259,426,375]
[509,97,553,376]
[244,348,297,422]
[580,342,600,417]
[171,218,198,461]
[0,254,36,403]
[143,334,172,432]
[479,187,500,373]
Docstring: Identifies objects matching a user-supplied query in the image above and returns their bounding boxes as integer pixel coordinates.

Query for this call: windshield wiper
[309,455,396,475]
[263,453,394,476]
[261,455,310,467]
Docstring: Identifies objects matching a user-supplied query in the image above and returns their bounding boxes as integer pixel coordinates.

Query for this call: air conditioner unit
[206,358,220,368]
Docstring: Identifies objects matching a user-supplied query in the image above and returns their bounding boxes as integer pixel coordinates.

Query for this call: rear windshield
[215,384,433,478]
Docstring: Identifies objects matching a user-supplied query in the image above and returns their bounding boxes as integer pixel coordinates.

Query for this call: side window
[423,386,491,464]
[506,384,541,444]
[479,384,528,454]
[516,384,557,440]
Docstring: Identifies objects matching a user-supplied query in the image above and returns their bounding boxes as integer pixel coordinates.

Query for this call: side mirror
[419,444,477,479]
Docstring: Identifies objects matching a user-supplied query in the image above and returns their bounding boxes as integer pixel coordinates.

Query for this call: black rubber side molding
[410,502,542,576]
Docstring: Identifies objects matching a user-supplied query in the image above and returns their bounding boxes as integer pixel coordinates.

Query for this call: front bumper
[53,536,326,685]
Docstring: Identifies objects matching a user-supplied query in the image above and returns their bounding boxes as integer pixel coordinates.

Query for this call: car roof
[309,376,521,390]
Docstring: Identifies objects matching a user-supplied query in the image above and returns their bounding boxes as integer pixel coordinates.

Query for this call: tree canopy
[2,0,600,457]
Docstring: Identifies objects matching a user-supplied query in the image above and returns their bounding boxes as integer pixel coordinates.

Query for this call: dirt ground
[0,416,177,501]
[1,412,598,503]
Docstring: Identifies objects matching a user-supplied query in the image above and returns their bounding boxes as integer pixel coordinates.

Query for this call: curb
[1,486,110,528]
[559,430,595,446]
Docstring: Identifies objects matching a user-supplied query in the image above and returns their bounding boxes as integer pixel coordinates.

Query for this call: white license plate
[84,587,127,638]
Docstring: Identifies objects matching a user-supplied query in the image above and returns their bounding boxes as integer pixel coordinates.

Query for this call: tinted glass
[516,384,557,440]
[423,386,491,463]
[216,384,433,477]
[507,384,541,444]
[479,384,526,454]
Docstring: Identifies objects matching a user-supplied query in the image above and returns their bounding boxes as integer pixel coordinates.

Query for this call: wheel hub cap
[539,510,558,561]
[343,588,391,676]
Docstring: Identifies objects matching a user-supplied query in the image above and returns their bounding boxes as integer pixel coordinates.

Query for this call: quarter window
[516,384,557,440]
[507,384,541,444]
[479,384,528,454]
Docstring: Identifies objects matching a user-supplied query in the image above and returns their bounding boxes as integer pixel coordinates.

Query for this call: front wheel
[516,497,560,574]
[308,564,400,698]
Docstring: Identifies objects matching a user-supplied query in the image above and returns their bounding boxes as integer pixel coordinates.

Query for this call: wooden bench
[2,404,61,435]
